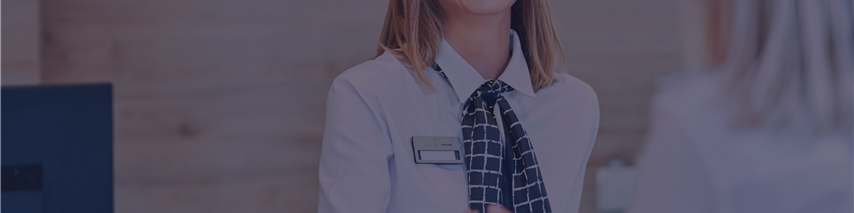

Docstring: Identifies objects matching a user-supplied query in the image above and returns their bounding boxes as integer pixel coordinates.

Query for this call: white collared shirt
[318,30,599,213]
[627,71,853,213]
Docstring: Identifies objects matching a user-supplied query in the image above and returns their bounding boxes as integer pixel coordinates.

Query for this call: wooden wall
[5,0,685,212]
[2,0,41,85]
[39,1,387,212]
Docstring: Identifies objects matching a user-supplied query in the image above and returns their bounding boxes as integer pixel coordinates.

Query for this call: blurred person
[628,0,853,213]
[317,0,599,212]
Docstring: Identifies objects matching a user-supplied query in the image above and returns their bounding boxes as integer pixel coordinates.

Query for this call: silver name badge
[411,136,463,164]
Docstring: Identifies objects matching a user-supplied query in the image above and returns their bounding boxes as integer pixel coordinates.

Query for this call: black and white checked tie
[433,64,551,213]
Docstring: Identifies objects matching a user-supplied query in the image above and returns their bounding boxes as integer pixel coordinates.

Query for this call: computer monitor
[2,83,113,213]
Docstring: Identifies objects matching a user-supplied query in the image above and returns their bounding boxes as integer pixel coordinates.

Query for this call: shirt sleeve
[565,92,599,213]
[625,98,716,213]
[317,77,394,213]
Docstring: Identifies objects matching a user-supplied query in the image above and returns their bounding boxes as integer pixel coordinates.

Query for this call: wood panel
[43,0,387,212]
[2,0,41,85]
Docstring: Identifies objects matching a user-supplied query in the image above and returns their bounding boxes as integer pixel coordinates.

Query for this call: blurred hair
[706,0,853,132]
[376,0,566,92]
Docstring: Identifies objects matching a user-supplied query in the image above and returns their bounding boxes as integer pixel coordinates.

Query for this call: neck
[443,11,512,80]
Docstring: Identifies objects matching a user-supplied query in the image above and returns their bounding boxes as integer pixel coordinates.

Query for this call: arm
[317,77,393,213]
[565,91,600,213]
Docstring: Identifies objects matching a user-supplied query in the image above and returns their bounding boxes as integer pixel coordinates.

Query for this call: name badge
[411,136,463,164]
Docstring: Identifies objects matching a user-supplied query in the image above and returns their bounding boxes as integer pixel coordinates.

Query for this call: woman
[628,0,853,213]
[317,0,599,212]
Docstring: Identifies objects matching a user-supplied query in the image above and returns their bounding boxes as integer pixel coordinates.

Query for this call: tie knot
[474,80,514,106]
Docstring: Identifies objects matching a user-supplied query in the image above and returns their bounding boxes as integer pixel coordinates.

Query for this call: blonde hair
[706,0,853,132]
[376,0,566,92]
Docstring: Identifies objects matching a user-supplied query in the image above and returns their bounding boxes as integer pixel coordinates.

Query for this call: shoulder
[650,70,725,115]
[331,51,409,91]
[539,73,599,109]
[527,73,600,129]
[646,70,732,144]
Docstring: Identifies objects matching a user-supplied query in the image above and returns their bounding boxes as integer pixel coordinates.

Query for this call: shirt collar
[434,29,536,104]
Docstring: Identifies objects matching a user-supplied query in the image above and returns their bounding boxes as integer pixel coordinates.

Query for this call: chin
[457,0,516,15]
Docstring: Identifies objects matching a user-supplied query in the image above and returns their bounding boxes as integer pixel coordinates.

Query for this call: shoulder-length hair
[705,0,853,132]
[376,0,565,92]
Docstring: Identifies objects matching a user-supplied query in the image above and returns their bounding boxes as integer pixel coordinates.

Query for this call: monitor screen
[2,83,113,213]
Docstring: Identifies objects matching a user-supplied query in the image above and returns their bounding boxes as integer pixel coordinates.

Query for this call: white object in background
[596,159,637,213]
